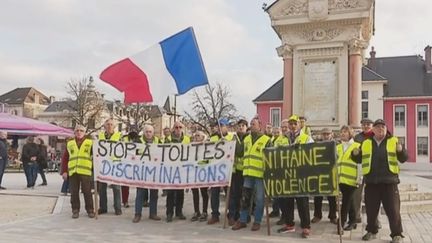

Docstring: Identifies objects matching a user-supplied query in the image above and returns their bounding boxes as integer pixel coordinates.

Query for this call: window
[417,137,428,156]
[418,105,428,127]
[361,90,369,100]
[394,105,405,127]
[362,101,368,119]
[398,136,405,148]
[270,108,281,127]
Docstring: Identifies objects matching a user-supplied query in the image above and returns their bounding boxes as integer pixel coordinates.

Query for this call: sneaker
[166,214,173,223]
[191,212,200,222]
[123,203,129,208]
[301,228,311,238]
[343,223,357,231]
[149,214,161,221]
[176,214,186,220]
[132,214,141,223]
[311,216,321,223]
[88,212,95,218]
[269,211,280,218]
[98,209,107,215]
[199,212,208,222]
[72,212,79,219]
[251,223,261,231]
[38,182,47,186]
[0,186,6,190]
[232,221,247,231]
[207,216,220,225]
[115,209,122,215]
[391,235,403,243]
[362,232,377,241]
[277,225,296,233]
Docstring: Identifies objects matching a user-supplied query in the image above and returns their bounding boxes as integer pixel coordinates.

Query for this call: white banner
[93,140,235,189]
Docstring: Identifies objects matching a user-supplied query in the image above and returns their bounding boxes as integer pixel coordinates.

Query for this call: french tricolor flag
[100,27,208,103]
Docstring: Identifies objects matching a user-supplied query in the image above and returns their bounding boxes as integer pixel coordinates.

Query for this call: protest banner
[93,140,235,190]
[263,141,338,198]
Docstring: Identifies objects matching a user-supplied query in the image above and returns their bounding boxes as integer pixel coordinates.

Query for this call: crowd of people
[0,113,407,243]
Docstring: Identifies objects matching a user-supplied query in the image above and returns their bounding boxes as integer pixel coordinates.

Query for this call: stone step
[399,200,432,214]
[398,183,418,192]
[400,191,432,202]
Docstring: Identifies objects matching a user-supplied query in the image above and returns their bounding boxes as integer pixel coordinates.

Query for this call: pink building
[254,46,432,163]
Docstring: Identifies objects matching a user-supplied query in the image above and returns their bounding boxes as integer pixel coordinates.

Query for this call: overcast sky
[1,0,431,120]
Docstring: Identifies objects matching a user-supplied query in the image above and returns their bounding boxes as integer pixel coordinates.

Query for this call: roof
[367,55,432,97]
[362,66,387,81]
[253,78,284,102]
[0,87,50,105]
[44,100,77,112]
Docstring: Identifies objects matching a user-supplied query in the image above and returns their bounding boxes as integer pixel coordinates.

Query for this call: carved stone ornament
[281,0,308,16]
[348,38,368,54]
[300,28,342,41]
[329,0,360,10]
[276,44,294,58]
[308,0,328,21]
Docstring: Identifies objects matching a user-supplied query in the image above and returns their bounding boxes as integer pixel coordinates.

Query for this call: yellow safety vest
[337,142,361,187]
[98,131,122,141]
[274,135,289,147]
[165,135,191,144]
[67,139,93,176]
[361,136,400,175]
[242,134,270,178]
[301,126,311,136]
[293,133,310,144]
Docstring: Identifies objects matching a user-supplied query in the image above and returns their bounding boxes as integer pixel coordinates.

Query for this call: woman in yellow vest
[60,124,94,219]
[352,119,408,243]
[336,125,361,233]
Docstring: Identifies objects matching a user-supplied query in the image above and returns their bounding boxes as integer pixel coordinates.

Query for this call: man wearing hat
[60,124,95,218]
[352,118,374,224]
[352,119,407,243]
[208,117,235,225]
[311,128,337,225]
[276,115,314,238]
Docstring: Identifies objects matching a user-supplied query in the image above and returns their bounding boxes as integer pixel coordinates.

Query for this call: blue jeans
[24,163,38,187]
[98,182,121,211]
[210,187,221,218]
[239,177,264,224]
[135,188,158,216]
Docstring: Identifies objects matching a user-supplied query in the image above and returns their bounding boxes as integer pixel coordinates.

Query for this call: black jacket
[352,134,408,184]
[0,139,8,164]
[21,142,40,165]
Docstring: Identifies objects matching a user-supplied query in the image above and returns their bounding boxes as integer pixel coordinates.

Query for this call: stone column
[277,44,294,119]
[348,40,366,127]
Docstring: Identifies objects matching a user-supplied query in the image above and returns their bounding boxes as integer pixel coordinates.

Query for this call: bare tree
[184,82,238,134]
[111,102,153,132]
[66,76,106,133]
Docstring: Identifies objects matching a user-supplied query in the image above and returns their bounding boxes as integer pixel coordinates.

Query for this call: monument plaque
[303,60,337,123]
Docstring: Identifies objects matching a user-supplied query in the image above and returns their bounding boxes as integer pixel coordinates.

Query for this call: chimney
[49,96,55,103]
[425,45,432,73]
[368,46,376,70]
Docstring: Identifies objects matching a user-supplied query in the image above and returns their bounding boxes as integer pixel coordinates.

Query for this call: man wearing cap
[0,131,8,190]
[97,118,123,216]
[311,128,337,225]
[352,119,407,243]
[208,118,235,225]
[277,115,314,238]
[60,125,95,218]
[227,119,249,226]
[232,117,272,232]
[353,118,374,224]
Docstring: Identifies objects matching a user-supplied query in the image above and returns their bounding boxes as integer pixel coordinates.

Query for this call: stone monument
[266,0,375,128]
